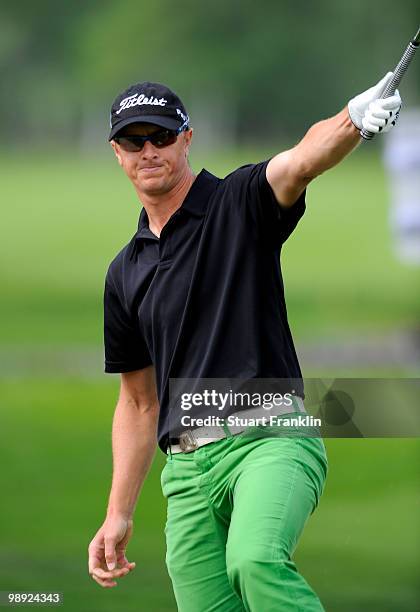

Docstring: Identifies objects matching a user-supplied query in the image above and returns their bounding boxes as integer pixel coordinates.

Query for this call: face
[111,123,193,197]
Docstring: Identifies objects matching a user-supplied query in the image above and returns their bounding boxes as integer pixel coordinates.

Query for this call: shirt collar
[179,169,219,217]
[129,169,219,260]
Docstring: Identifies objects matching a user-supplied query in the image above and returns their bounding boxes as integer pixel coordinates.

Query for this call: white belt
[167,396,306,454]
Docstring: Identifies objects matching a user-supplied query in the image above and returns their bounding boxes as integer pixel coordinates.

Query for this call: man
[88,78,401,610]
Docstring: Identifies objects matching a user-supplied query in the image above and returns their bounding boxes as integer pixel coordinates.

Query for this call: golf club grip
[361,30,420,140]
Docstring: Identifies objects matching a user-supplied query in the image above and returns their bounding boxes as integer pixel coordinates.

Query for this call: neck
[137,168,196,237]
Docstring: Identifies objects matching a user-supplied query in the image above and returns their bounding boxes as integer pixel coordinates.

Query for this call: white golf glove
[348,72,402,133]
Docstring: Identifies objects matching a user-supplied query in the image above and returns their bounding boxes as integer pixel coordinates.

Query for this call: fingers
[383,107,400,132]
[368,102,392,120]
[91,574,117,589]
[104,534,118,571]
[362,108,400,133]
[361,118,381,133]
[89,562,136,588]
[362,91,402,133]
[369,95,401,115]
[116,549,134,568]
[88,537,136,589]
[348,73,398,130]
[103,519,133,570]
[379,93,401,110]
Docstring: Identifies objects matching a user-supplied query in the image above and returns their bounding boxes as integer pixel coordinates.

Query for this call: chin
[139,177,168,195]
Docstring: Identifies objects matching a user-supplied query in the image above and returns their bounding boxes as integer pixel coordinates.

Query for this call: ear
[111,140,123,166]
[183,128,193,157]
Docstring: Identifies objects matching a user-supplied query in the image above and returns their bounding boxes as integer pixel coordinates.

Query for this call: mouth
[139,165,163,173]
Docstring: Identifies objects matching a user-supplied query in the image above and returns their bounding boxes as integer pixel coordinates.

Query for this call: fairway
[1,150,419,347]
[1,149,419,611]
[0,379,419,611]
[3,2,420,610]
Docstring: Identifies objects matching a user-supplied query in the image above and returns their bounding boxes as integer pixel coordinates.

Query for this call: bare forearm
[107,398,159,520]
[296,107,361,180]
[267,107,363,206]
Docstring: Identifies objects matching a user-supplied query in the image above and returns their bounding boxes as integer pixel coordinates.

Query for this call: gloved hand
[348,72,402,133]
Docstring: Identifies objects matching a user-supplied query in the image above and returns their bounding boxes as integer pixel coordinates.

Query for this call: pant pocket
[297,437,328,512]
[160,459,173,496]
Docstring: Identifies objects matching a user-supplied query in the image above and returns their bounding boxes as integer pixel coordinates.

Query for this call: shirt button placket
[159,216,178,267]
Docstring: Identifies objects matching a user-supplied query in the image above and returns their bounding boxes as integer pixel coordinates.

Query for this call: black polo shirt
[104,160,306,453]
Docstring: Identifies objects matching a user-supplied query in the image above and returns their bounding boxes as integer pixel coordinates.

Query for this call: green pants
[161,424,328,612]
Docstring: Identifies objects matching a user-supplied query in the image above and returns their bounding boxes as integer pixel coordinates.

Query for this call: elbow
[118,395,160,416]
[296,157,320,184]
[133,398,160,415]
[142,402,160,416]
[118,368,159,415]
[288,146,317,186]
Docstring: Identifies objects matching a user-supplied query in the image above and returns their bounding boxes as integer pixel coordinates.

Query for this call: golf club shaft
[361,25,420,140]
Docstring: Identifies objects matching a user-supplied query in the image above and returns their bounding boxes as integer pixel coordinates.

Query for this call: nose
[141,139,159,158]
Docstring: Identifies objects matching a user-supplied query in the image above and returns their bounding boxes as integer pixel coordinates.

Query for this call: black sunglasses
[115,119,189,153]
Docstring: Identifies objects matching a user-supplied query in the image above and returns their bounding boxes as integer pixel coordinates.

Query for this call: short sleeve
[104,270,152,374]
[235,160,306,248]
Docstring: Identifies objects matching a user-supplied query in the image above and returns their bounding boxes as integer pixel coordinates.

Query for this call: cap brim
[108,115,182,141]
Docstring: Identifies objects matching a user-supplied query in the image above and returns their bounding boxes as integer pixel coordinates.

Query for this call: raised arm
[88,366,159,588]
[266,72,402,207]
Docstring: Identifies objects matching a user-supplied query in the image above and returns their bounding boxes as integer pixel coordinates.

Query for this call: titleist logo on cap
[116,93,168,115]
[109,81,189,140]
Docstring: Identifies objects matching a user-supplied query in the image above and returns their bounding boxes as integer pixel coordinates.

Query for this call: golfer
[88,77,401,611]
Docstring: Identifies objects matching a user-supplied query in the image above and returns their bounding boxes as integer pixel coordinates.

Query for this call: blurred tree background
[1,2,419,611]
[2,0,419,150]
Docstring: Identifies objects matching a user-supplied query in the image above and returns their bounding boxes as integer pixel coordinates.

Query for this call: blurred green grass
[0,378,419,611]
[1,149,419,346]
[0,378,175,611]
[1,149,419,611]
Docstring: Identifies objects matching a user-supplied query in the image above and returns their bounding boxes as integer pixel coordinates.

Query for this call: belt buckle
[179,430,199,453]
